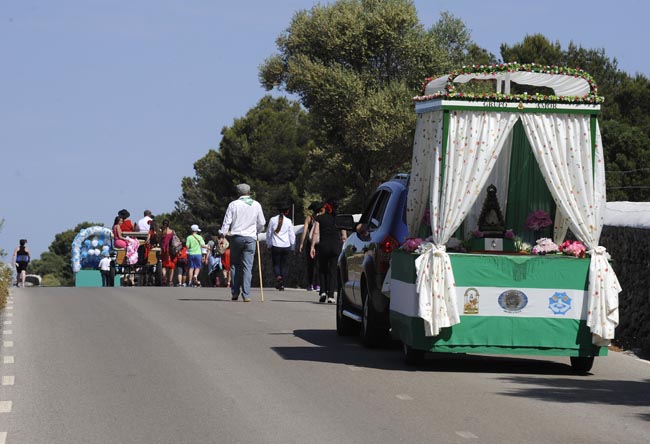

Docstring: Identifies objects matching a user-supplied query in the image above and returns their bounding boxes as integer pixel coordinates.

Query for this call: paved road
[0,286,648,444]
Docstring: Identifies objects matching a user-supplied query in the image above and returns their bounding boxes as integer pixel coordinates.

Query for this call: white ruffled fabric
[415,244,460,336]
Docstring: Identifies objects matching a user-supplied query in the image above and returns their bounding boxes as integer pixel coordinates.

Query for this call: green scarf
[239,196,254,206]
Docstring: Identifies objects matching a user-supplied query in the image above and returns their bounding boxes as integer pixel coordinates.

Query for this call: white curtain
[521,114,620,345]
[553,208,570,244]
[406,112,443,236]
[411,111,519,336]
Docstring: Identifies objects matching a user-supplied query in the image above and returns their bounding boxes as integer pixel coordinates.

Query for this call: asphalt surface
[0,286,648,444]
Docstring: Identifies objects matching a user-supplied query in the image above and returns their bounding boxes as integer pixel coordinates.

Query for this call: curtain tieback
[420,242,446,256]
[587,245,611,260]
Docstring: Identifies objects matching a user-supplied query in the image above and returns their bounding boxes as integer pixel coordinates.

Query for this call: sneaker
[327,297,335,304]
[319,293,327,303]
[231,294,239,301]
[242,298,251,303]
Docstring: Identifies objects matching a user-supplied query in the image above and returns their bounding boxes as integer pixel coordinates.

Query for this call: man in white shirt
[98,252,113,287]
[220,184,266,302]
[136,210,153,232]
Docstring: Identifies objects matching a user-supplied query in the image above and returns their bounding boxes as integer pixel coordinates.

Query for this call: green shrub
[0,262,12,309]
[41,274,61,287]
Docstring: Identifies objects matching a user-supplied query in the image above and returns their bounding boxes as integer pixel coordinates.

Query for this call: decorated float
[389,63,621,372]
[71,225,162,287]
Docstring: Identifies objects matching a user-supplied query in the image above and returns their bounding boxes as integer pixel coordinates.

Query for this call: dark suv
[335,174,409,346]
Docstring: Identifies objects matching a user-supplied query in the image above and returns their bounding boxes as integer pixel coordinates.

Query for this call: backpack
[169,232,183,257]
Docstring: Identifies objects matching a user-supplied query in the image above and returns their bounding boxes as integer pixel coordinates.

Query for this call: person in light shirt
[219,183,266,302]
[136,210,153,232]
[266,203,296,291]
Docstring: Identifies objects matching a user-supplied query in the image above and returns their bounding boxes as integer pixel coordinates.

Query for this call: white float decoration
[71,226,113,273]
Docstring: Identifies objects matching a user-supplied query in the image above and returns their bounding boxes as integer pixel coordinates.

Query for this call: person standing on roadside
[310,201,346,303]
[98,251,112,287]
[186,224,206,287]
[12,239,31,288]
[175,245,189,287]
[266,203,295,291]
[220,183,266,302]
[298,201,321,292]
[159,219,177,286]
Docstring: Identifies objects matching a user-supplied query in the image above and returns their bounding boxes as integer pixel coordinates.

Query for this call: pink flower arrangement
[531,237,559,255]
[559,240,587,258]
[525,210,553,231]
[401,237,424,253]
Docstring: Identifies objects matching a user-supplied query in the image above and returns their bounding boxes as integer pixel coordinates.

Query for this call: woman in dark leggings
[12,239,31,288]
[310,202,346,303]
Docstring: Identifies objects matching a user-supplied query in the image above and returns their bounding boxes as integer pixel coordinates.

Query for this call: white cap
[191,224,201,232]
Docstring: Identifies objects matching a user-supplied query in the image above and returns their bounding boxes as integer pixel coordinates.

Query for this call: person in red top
[118,209,134,232]
[176,246,188,287]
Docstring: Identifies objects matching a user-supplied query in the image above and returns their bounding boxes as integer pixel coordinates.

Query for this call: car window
[368,190,390,230]
[359,191,382,225]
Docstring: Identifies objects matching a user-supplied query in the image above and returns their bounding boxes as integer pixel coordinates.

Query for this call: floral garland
[413,62,603,105]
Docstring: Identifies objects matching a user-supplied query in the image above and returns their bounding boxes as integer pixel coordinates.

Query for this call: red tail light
[380,236,399,254]
[377,235,399,273]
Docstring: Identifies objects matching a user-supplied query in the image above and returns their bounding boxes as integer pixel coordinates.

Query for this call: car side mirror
[335,214,355,230]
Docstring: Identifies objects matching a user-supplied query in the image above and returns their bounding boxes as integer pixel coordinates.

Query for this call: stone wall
[600,226,650,357]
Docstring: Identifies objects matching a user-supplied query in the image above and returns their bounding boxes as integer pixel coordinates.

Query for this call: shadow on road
[271,329,586,376]
[177,298,233,302]
[497,375,650,418]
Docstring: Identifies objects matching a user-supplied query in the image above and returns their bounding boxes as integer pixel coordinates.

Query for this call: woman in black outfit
[12,239,31,288]
[310,202,346,303]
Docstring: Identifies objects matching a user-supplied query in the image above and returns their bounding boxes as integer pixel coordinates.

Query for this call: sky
[1,0,649,259]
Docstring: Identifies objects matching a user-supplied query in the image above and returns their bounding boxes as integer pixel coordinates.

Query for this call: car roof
[380,173,409,191]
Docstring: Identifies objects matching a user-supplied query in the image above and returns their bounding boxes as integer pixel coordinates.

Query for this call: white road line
[2,342,13,348]
[395,394,413,401]
[2,330,12,335]
[0,431,7,444]
[4,314,12,318]
[456,431,479,439]
[2,321,11,326]
[2,356,14,364]
[1,376,14,386]
[4,307,12,311]
[0,401,12,413]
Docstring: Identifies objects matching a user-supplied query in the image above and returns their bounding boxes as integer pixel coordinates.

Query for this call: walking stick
[256,234,264,302]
